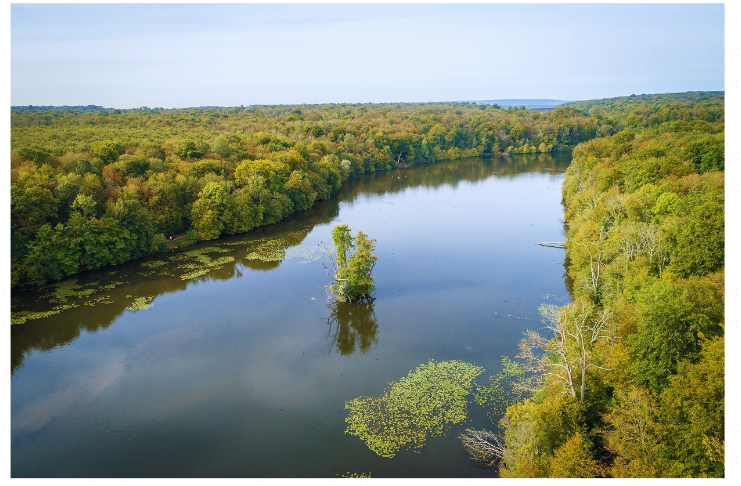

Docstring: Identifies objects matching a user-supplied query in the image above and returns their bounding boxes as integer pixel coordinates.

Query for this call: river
[11,153,571,477]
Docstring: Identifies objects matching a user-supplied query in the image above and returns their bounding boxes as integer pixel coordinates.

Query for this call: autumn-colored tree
[548,431,599,478]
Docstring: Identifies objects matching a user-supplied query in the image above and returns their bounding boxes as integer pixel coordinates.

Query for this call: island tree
[323,224,377,303]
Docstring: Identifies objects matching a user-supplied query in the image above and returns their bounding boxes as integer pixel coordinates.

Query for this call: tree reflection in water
[326,299,379,356]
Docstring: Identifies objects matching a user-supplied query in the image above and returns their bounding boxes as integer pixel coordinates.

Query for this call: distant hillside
[472,99,569,110]
[11,105,108,112]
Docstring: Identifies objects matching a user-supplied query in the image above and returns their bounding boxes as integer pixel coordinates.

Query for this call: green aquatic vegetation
[180,268,211,280]
[47,279,125,304]
[48,279,83,303]
[84,296,114,306]
[284,244,323,264]
[12,302,80,324]
[11,309,62,325]
[197,246,230,254]
[75,288,97,298]
[210,256,235,266]
[101,281,126,290]
[170,246,232,274]
[177,246,229,260]
[179,256,235,280]
[339,472,372,478]
[141,260,167,269]
[126,295,155,311]
[474,357,526,420]
[52,303,79,311]
[345,359,484,458]
[244,238,289,262]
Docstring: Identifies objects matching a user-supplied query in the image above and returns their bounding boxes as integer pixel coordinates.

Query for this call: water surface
[11,153,571,477]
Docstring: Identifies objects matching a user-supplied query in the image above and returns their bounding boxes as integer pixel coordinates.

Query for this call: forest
[10,92,724,477]
[477,92,724,478]
[10,92,722,290]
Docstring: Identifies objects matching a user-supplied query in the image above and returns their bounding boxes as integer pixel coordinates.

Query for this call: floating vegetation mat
[244,238,289,262]
[11,231,320,325]
[126,295,155,311]
[345,359,484,458]
[284,244,324,265]
[474,357,526,420]
[12,279,126,325]
[44,279,126,304]
[12,310,63,325]
[339,472,372,478]
[141,260,167,269]
[139,246,238,281]
[177,254,235,281]
[84,296,114,307]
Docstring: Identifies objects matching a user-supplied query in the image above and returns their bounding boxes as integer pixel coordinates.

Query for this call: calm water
[11,154,571,478]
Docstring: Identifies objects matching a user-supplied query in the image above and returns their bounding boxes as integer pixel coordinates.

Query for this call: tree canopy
[11,93,723,289]
[484,91,725,478]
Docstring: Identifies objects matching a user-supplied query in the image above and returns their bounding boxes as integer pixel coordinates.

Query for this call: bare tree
[459,428,506,466]
[516,297,613,402]
[321,241,347,303]
[605,193,626,228]
[636,222,668,276]
[573,225,610,302]
[617,221,639,270]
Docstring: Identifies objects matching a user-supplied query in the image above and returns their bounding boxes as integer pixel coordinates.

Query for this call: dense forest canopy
[479,91,724,478]
[10,92,723,290]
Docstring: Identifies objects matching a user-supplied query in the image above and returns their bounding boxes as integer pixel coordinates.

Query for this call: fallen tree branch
[459,428,505,466]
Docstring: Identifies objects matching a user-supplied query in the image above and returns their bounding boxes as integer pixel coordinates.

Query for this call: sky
[9,2,725,108]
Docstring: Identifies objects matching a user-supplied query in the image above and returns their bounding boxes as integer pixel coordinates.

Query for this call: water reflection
[10,198,340,375]
[338,152,571,201]
[11,154,571,374]
[326,299,379,356]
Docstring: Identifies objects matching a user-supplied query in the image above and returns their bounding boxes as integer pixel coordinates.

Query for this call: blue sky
[11,3,725,108]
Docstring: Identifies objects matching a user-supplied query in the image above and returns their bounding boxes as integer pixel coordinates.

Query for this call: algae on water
[473,356,526,420]
[244,238,289,262]
[345,359,484,458]
[11,310,63,325]
[126,295,155,311]
[284,244,323,264]
[141,260,167,269]
[178,255,235,280]
[339,472,372,478]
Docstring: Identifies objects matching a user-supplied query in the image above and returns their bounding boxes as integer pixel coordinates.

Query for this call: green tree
[603,387,668,477]
[11,184,58,236]
[666,197,724,277]
[499,397,587,478]
[71,193,97,218]
[177,138,205,159]
[660,336,724,477]
[627,280,719,392]
[211,135,233,158]
[16,147,52,165]
[23,223,81,284]
[324,225,377,303]
[92,140,123,164]
[191,181,232,240]
[548,431,599,478]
